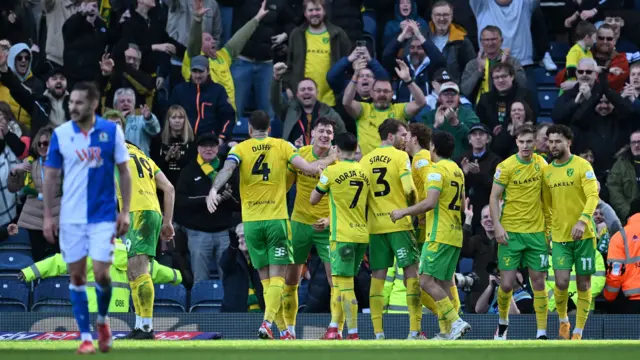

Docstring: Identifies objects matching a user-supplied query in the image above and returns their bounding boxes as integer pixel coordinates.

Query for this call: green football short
[552,238,597,276]
[498,232,549,272]
[419,241,461,281]
[369,231,419,271]
[125,210,162,259]
[244,219,293,269]
[291,220,330,264]
[330,241,368,277]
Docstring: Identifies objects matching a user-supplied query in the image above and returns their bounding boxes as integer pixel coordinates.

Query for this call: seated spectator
[111,88,161,156]
[594,205,612,256]
[0,41,44,131]
[382,20,445,103]
[592,24,629,92]
[428,1,476,84]
[220,223,265,313]
[420,81,479,157]
[271,63,344,146]
[461,26,527,104]
[593,181,622,252]
[476,62,537,137]
[491,101,535,159]
[382,0,428,49]
[154,105,196,186]
[7,126,60,262]
[475,268,533,315]
[607,130,640,221]
[175,133,240,283]
[425,68,472,110]
[170,55,236,139]
[535,123,550,161]
[604,11,639,54]
[621,61,640,113]
[553,57,600,124]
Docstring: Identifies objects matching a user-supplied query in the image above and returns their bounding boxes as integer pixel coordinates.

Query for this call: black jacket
[62,13,109,85]
[175,159,240,233]
[219,244,265,313]
[476,83,537,131]
[325,0,363,45]
[153,138,197,186]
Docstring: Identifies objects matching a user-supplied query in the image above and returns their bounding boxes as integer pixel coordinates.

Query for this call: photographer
[475,266,533,315]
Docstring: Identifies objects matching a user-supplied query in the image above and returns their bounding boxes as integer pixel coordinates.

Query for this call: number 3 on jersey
[252,154,271,181]
[372,167,390,197]
[448,180,463,210]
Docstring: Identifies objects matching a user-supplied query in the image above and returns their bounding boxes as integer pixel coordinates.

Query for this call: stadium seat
[0,230,31,251]
[0,278,29,312]
[189,279,224,313]
[0,251,34,274]
[533,67,557,87]
[154,284,187,313]
[549,41,570,62]
[232,116,249,141]
[538,89,559,115]
[32,276,72,312]
[537,116,553,124]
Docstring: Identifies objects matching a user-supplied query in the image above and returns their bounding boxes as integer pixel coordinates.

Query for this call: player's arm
[578,167,600,226]
[390,188,440,222]
[286,164,297,192]
[115,126,132,214]
[399,154,417,205]
[489,182,508,244]
[310,169,331,205]
[154,170,175,224]
[291,155,322,176]
[212,159,238,192]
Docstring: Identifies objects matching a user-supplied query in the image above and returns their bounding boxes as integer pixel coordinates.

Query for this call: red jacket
[604,214,640,301]
[555,51,629,93]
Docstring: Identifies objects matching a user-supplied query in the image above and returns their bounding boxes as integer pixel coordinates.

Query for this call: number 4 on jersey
[252,154,271,181]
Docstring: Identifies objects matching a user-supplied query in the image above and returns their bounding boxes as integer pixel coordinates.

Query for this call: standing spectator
[324,0,363,47]
[0,105,23,228]
[382,20,446,103]
[112,88,161,156]
[382,0,428,48]
[559,21,597,85]
[491,101,535,159]
[622,62,640,114]
[175,133,239,283]
[607,130,640,221]
[271,63,344,146]
[283,0,351,107]
[7,126,61,261]
[552,58,599,124]
[460,26,527,104]
[43,0,80,69]
[155,105,196,186]
[604,11,639,53]
[170,55,236,139]
[563,0,622,29]
[0,102,28,158]
[428,1,476,84]
[0,0,37,46]
[425,68,472,110]
[592,24,629,92]
[62,0,108,88]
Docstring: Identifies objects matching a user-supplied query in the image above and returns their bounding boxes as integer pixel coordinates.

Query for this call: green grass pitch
[1,340,639,360]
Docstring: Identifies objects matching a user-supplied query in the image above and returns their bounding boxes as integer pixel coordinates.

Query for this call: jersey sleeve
[398,151,412,178]
[492,161,510,187]
[426,168,445,192]
[316,168,331,194]
[114,125,130,165]
[150,157,161,175]
[579,162,600,224]
[228,145,242,165]
[45,130,63,169]
[282,140,300,164]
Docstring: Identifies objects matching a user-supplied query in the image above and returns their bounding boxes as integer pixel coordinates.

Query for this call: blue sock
[69,284,91,334]
[95,282,112,321]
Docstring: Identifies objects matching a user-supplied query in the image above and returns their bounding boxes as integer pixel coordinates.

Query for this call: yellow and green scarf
[198,155,219,181]
[476,56,502,104]
[23,156,39,197]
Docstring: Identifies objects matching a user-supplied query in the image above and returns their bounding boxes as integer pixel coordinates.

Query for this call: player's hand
[206,187,219,213]
[43,216,58,244]
[160,223,175,241]
[390,209,406,223]
[571,220,586,240]
[7,223,18,236]
[116,212,130,237]
[17,271,25,282]
[495,223,509,245]
[313,218,329,231]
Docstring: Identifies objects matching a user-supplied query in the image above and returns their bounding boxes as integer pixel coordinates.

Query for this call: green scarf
[23,156,39,197]
[198,155,219,181]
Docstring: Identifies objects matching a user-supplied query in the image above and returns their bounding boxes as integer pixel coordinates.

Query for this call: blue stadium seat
[154,284,187,313]
[538,89,559,115]
[533,67,557,87]
[0,230,31,251]
[0,251,34,274]
[537,116,553,124]
[189,279,224,313]
[0,278,29,311]
[232,117,249,141]
[32,276,72,312]
[549,41,570,62]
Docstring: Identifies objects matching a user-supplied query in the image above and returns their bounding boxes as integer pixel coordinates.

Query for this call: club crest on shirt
[322,37,329,44]
[99,132,109,142]
[567,168,574,177]
[534,163,540,172]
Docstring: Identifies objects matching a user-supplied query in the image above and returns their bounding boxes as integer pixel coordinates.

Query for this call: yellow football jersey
[228,137,299,222]
[493,153,547,233]
[360,145,414,234]
[116,143,162,214]
[356,102,407,156]
[542,155,599,242]
[304,30,335,106]
[412,149,432,230]
[424,159,465,247]
[316,160,370,243]
[290,145,333,225]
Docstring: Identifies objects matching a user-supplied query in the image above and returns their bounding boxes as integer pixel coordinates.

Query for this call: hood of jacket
[429,22,467,43]
[394,0,420,21]
[8,43,33,82]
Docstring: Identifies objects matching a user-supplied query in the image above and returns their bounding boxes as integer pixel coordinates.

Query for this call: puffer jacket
[7,157,62,230]
[607,147,638,222]
[428,22,476,84]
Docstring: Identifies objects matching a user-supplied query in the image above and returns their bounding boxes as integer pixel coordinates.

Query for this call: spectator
[343,59,425,155]
[62,0,108,87]
[0,102,27,158]
[0,0,37,46]
[0,222,18,241]
[428,1,476,84]
[592,23,629,92]
[560,21,597,85]
[382,0,428,48]
[594,181,622,244]
[323,0,363,47]
[420,81,479,157]
[184,0,269,114]
[457,124,502,231]
[0,106,23,228]
[535,122,550,161]
[594,204,612,256]
[283,0,351,107]
[43,0,80,69]
[475,269,533,315]
[111,88,161,156]
[553,57,599,124]
[219,223,265,313]
[170,55,236,139]
[607,130,640,221]
[563,0,622,30]
[7,126,61,261]
[604,11,639,53]
[154,105,196,186]
[621,62,640,113]
[425,68,472,110]
[0,41,44,131]
[461,26,527,104]
[271,63,344,146]
[175,133,240,283]
[382,19,446,104]
[491,101,535,159]
[476,62,537,136]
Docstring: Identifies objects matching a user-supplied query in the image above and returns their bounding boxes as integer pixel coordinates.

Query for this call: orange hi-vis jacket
[604,213,640,301]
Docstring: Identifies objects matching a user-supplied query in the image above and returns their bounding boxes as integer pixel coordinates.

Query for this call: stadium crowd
[1,0,640,344]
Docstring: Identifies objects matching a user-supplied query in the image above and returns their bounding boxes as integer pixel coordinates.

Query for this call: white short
[59,222,116,264]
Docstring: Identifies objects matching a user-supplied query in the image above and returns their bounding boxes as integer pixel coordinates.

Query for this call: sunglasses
[16,55,30,61]
[577,70,594,75]
[38,141,49,148]
[598,36,614,41]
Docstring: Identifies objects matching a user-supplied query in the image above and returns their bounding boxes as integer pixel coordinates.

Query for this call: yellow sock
[533,290,549,331]
[575,290,592,331]
[450,286,460,313]
[554,286,569,320]
[282,284,298,327]
[435,297,459,324]
[406,278,422,332]
[369,278,385,334]
[420,290,438,314]
[337,277,358,332]
[275,302,286,332]
[497,287,512,323]
[134,274,154,318]
[330,280,343,327]
[263,276,285,323]
[129,280,141,316]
